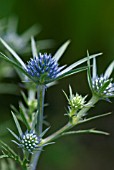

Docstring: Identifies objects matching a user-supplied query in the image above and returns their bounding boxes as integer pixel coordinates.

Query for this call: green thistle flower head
[69,93,86,111]
[64,86,87,117]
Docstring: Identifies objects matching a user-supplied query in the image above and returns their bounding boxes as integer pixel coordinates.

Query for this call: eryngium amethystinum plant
[0,36,113,170]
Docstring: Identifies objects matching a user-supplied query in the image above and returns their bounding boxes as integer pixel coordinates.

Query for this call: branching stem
[42,95,99,144]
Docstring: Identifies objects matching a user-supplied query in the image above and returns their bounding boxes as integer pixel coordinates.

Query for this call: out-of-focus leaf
[31,37,38,58]
[0,159,8,170]
[0,140,18,158]
[19,106,30,130]
[21,91,28,105]
[0,140,22,166]
[21,24,41,42]
[31,111,38,130]
[8,159,17,170]
[0,52,35,83]
[0,52,27,76]
[36,39,55,50]
[0,83,19,94]
[0,155,9,159]
[7,128,20,141]
[11,112,23,137]
[0,38,26,69]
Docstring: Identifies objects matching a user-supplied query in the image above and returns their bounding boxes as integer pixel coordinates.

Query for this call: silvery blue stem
[30,85,45,170]
[37,85,45,135]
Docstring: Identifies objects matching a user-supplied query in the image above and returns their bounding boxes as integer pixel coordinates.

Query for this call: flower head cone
[26,53,63,84]
[64,86,87,117]
[89,57,114,99]
[20,131,41,153]
[69,94,86,110]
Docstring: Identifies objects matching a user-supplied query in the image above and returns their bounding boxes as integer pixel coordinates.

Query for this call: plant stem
[30,85,45,170]
[37,85,45,135]
[77,95,99,118]
[43,95,99,144]
[42,122,72,143]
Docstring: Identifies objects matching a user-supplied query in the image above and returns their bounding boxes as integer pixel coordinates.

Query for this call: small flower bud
[64,86,87,117]
[20,131,41,153]
[69,93,86,111]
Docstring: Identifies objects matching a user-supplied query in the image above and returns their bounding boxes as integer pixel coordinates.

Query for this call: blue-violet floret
[92,75,114,97]
[26,53,62,83]
[91,58,114,98]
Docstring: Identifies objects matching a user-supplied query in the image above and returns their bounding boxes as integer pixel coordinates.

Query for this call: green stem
[77,95,99,119]
[28,89,36,121]
[42,122,72,143]
[43,95,99,144]
[36,85,45,135]
[30,85,45,170]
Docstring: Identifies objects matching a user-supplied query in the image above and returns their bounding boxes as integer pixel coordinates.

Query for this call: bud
[64,86,87,117]
[69,93,86,111]
[20,131,41,153]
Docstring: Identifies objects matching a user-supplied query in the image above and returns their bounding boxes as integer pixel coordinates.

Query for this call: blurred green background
[0,0,114,170]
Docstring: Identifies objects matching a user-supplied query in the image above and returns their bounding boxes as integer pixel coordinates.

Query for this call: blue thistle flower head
[26,53,61,84]
[89,57,114,99]
[92,75,114,98]
[0,37,103,85]
[20,131,41,153]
